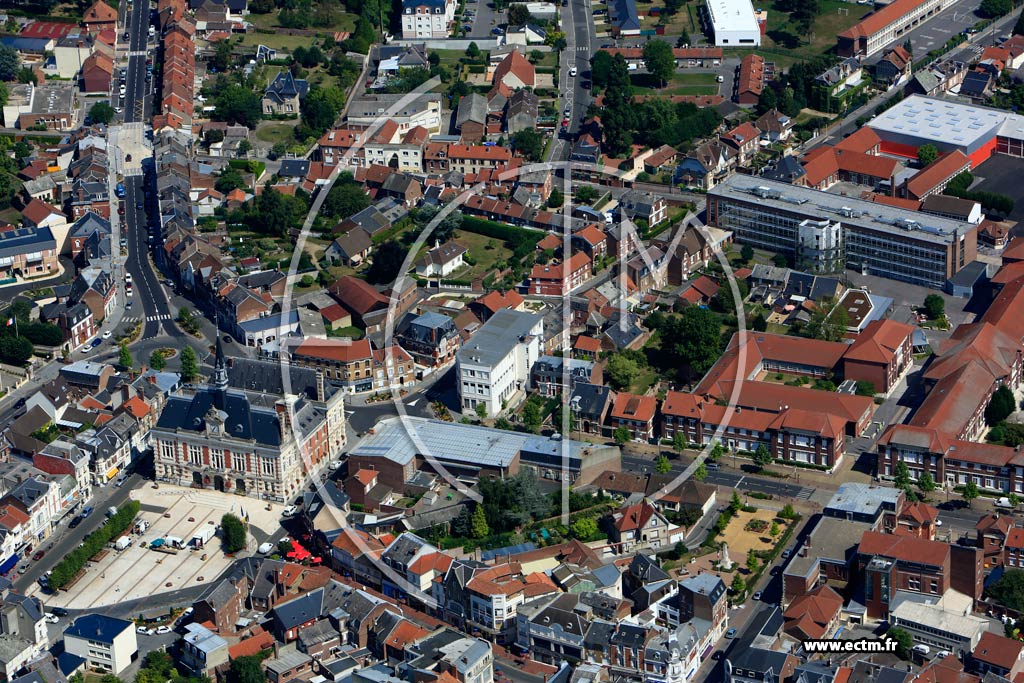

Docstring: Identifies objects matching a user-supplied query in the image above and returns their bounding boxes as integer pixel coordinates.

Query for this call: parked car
[257,542,275,554]
[137,626,154,636]
[156,625,172,634]
[69,515,83,529]
[90,338,102,348]
[51,607,69,617]
[32,551,45,561]
[82,506,93,517]
[102,331,112,339]
[752,591,762,601]
[282,505,299,517]
[44,613,59,624]
[725,628,737,638]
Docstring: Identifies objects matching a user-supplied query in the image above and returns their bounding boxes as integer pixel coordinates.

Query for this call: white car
[137,626,154,635]
[44,613,59,624]
[125,273,132,283]
[126,288,133,297]
[282,505,299,518]
[258,542,275,555]
[102,331,112,339]
[569,66,578,77]
[156,625,172,634]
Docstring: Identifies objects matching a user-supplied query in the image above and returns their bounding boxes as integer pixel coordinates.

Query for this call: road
[621,454,816,500]
[547,0,596,162]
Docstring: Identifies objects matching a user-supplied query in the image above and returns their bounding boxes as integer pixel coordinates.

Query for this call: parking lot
[28,484,283,610]
[972,153,1024,224]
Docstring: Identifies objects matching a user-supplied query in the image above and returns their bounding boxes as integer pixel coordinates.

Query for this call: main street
[547,0,597,162]
[621,454,819,501]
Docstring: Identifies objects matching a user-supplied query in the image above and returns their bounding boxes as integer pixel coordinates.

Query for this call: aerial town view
[6,0,1024,679]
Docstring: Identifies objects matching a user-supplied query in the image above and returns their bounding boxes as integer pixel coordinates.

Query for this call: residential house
[397,312,460,367]
[617,190,667,226]
[325,228,373,267]
[506,89,540,134]
[82,0,118,33]
[609,393,657,442]
[262,71,309,116]
[401,0,457,39]
[736,53,765,105]
[754,109,793,143]
[875,45,913,85]
[456,93,487,142]
[63,615,137,675]
[529,252,592,296]
[493,50,535,89]
[782,585,843,641]
[721,122,761,166]
[842,318,915,394]
[416,241,467,278]
[606,500,680,553]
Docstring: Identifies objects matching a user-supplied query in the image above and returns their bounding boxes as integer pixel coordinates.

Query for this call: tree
[546,187,564,209]
[887,627,913,659]
[661,307,723,378]
[746,548,759,572]
[694,463,707,481]
[570,516,598,540]
[673,431,688,454]
[465,42,481,59]
[0,336,32,365]
[89,101,115,125]
[213,83,262,127]
[210,39,232,73]
[322,181,371,218]
[675,30,691,46]
[0,46,19,82]
[769,521,780,538]
[604,353,639,390]
[179,345,199,382]
[590,50,614,88]
[772,253,789,268]
[522,396,543,433]
[756,86,778,116]
[729,491,742,514]
[715,278,749,314]
[923,293,945,320]
[470,503,490,538]
[753,443,773,469]
[893,461,912,492]
[917,144,939,166]
[512,128,544,162]
[237,139,252,157]
[730,573,746,595]
[981,0,1012,17]
[231,656,265,683]
[475,403,487,419]
[805,297,848,342]
[917,471,936,494]
[221,513,247,553]
[779,503,796,520]
[740,244,754,263]
[575,185,598,205]
[118,342,132,369]
[215,168,246,194]
[710,442,725,460]
[642,40,675,88]
[508,2,531,24]
[148,350,166,371]
[655,455,671,474]
[300,85,346,137]
[987,385,1017,425]
[365,240,408,285]
[962,480,979,507]
[613,426,631,444]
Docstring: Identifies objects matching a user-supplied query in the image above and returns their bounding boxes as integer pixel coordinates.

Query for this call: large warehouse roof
[868,95,1006,150]
[705,0,759,35]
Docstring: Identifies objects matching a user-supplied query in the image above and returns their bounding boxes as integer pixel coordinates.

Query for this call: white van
[912,644,930,656]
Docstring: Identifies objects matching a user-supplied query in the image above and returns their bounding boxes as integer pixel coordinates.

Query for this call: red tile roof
[974,631,1024,671]
[858,529,950,568]
[834,127,881,154]
[906,151,971,199]
[844,318,914,364]
[20,198,64,226]
[611,392,657,423]
[1004,527,1024,550]
[474,289,524,314]
[294,338,372,363]
[493,50,536,87]
[783,585,843,640]
[613,501,659,532]
[573,335,602,353]
[228,630,275,659]
[353,469,378,487]
[737,54,765,99]
[329,276,388,316]
[840,0,931,41]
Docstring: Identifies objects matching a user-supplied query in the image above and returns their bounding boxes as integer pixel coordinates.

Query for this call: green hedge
[48,500,141,591]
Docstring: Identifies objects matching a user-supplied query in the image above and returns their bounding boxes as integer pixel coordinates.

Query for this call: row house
[609,393,657,443]
[287,338,415,393]
[606,500,681,553]
[662,392,847,470]
[877,425,1024,495]
[446,144,513,175]
[529,252,592,296]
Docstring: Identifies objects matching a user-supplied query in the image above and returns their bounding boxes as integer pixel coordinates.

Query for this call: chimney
[276,399,293,438]
[315,368,325,403]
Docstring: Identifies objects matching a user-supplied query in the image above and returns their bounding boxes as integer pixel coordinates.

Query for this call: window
[262,458,275,476]
[211,449,224,470]
[189,444,203,466]
[232,453,246,472]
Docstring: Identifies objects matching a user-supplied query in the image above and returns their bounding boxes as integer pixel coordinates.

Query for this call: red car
[32,551,44,561]
[561,118,569,128]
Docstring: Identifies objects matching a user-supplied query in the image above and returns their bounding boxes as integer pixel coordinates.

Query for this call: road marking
[736,476,745,489]
[796,488,813,500]
[146,314,172,322]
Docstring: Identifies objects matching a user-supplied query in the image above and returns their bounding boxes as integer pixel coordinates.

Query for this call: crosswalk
[575,46,589,51]
[147,314,173,322]
[122,314,172,324]
[122,316,143,324]
[795,487,814,500]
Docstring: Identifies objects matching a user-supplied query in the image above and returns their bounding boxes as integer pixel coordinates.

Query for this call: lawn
[245,9,357,34]
[631,71,720,96]
[760,0,866,57]
[446,229,514,281]
[237,31,325,53]
[255,122,299,144]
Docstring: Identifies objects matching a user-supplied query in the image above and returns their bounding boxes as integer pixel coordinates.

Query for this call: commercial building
[457,309,544,417]
[867,96,1006,166]
[151,344,346,503]
[837,0,946,58]
[890,590,988,656]
[704,0,761,46]
[63,615,137,675]
[707,175,978,289]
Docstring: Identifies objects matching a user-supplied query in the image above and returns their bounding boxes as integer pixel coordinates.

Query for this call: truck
[190,525,216,549]
[164,535,185,549]
[134,519,149,534]
[114,536,131,551]
[106,506,118,518]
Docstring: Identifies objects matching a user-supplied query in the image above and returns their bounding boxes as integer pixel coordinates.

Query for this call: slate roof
[64,614,132,644]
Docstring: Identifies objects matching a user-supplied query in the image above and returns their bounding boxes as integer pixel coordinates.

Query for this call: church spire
[212,315,228,392]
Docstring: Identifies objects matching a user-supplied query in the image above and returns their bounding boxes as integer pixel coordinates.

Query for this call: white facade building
[457,310,544,417]
[704,0,760,46]
[64,614,138,675]
[401,0,456,39]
